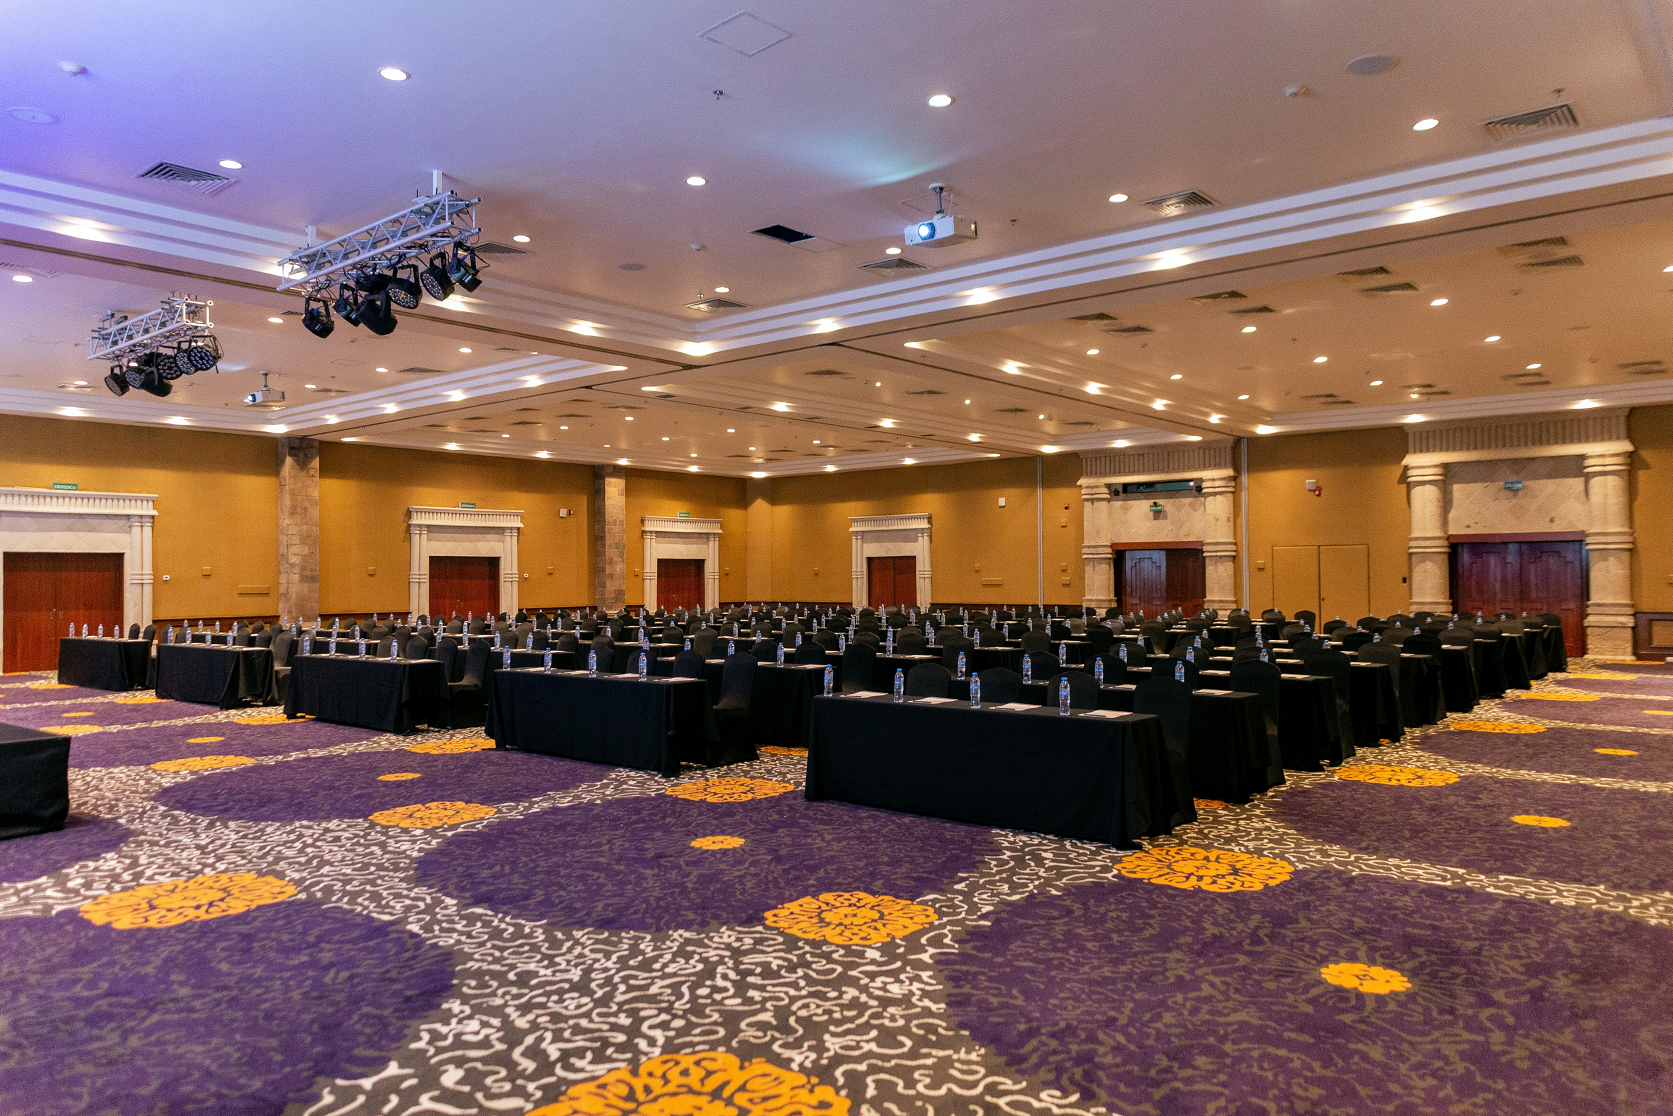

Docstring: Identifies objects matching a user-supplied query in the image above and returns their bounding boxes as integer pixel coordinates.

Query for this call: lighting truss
[86,295,214,363]
[275,191,481,297]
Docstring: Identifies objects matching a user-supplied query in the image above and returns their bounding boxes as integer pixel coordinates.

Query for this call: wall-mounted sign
[459,501,477,509]
[1503,480,1523,491]
[51,482,78,491]
[677,511,691,518]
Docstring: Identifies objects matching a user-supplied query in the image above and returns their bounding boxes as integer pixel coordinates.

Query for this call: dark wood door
[1164,548,1206,616]
[1118,550,1167,617]
[867,556,916,607]
[1452,540,1586,657]
[656,558,705,611]
[4,552,125,672]
[429,556,500,621]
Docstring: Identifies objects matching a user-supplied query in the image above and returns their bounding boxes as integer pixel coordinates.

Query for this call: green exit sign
[677,511,691,518]
[51,482,78,491]
[459,501,476,509]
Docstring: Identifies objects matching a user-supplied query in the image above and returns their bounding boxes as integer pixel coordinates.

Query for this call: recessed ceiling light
[1038,414,1045,420]
[687,465,700,472]
[1241,325,1256,333]
[690,453,698,457]
[1574,399,1602,409]
[686,176,707,186]
[1312,356,1328,363]
[559,425,568,430]
[1086,348,1100,355]
[812,439,821,444]
[875,381,882,386]
[963,399,971,404]
[1238,394,1250,400]
[267,316,283,323]
[1526,363,1542,369]
[1484,335,1501,343]
[1429,298,1448,306]
[1208,414,1222,423]
[903,457,918,464]
[1255,425,1279,434]
[502,434,511,438]
[1412,117,1439,131]
[1152,400,1168,410]
[1370,379,1383,386]
[625,415,634,421]
[885,246,902,255]
[11,274,33,283]
[968,433,980,441]
[218,159,243,170]
[712,286,730,293]
[304,383,316,389]
[751,471,768,478]
[535,451,550,458]
[379,66,409,81]
[662,436,670,441]
[726,428,735,432]
[1170,373,1183,380]
[926,93,954,107]
[749,446,756,451]
[1108,193,1129,203]
[375,367,388,372]
[459,347,472,353]
[824,465,838,472]
[1410,393,1420,399]
[512,234,531,243]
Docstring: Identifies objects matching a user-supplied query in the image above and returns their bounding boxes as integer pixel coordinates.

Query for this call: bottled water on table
[1059,641,1068,661]
[357,639,366,657]
[588,650,598,676]
[329,638,338,655]
[1174,661,1185,682]
[1058,676,1070,716]
[1094,658,1104,684]
[776,644,785,666]
[638,654,648,679]
[301,635,312,655]
[893,669,904,702]
[390,641,400,661]
[969,674,982,708]
[956,651,966,679]
[1022,656,1032,683]
[525,631,533,650]
[542,649,553,672]
[823,665,833,695]
[502,648,512,670]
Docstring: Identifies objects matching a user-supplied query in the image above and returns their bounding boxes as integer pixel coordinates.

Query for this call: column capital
[1585,529,1635,550]
[1200,475,1236,495]
[1079,481,1112,501]
[1583,450,1632,474]
[1405,462,1447,484]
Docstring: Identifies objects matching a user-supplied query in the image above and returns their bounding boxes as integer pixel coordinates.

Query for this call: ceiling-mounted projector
[904,183,976,248]
[244,371,285,407]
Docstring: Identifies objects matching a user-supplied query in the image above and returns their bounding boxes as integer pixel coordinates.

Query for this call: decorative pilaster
[1406,463,1451,614]
[1080,480,1114,609]
[1201,475,1238,611]
[1583,450,1634,657]
[502,525,520,616]
[276,436,320,623]
[593,465,627,610]
[408,524,428,618]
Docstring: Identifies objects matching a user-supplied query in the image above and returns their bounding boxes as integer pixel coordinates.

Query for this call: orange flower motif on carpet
[235,714,295,725]
[376,772,422,781]
[1193,798,1229,810]
[114,694,166,704]
[151,755,256,772]
[1595,748,1639,756]
[690,835,746,849]
[1521,693,1599,702]
[41,724,102,736]
[368,801,497,828]
[527,1051,849,1116]
[79,872,297,929]
[186,736,225,744]
[1567,671,1636,680]
[406,738,495,754]
[1646,710,1673,716]
[1335,764,1459,787]
[60,712,93,717]
[26,682,71,689]
[1320,962,1411,994]
[666,777,793,803]
[759,745,809,756]
[1451,720,1546,734]
[1512,814,1571,827]
[764,891,937,945]
[1118,846,1294,892]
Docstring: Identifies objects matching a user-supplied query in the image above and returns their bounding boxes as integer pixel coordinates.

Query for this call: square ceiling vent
[136,161,236,196]
[700,12,792,56]
[687,297,747,312]
[1143,190,1215,217]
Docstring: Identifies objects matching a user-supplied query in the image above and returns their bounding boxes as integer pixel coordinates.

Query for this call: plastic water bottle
[795,630,803,647]
[1260,648,1269,663]
[1095,658,1105,684]
[501,648,512,670]
[462,631,470,648]
[1119,643,1129,663]
[893,669,905,702]
[494,631,502,649]
[391,641,400,661]
[164,625,174,644]
[357,639,366,658]
[727,639,736,656]
[886,629,895,654]
[1175,661,1185,682]
[301,635,312,655]
[838,634,847,652]
[588,649,598,677]
[1059,640,1068,662]
[776,644,785,666]
[639,654,648,679]
[1022,656,1033,683]
[542,649,553,672]
[525,631,534,650]
[67,621,75,637]
[1058,676,1071,716]
[824,665,833,695]
[98,623,105,638]
[957,651,967,679]
[1373,631,1382,642]
[684,636,693,650]
[970,673,982,709]
[329,637,338,655]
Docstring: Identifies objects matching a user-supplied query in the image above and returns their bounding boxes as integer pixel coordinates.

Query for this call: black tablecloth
[283,654,449,733]
[0,722,70,840]
[1099,685,1284,803]
[806,694,1185,847]
[1500,634,1533,690]
[155,643,278,708]
[486,669,726,775]
[1346,662,1403,746]
[1438,646,1478,713]
[1200,670,1346,770]
[56,638,150,691]
[747,663,830,748]
[1472,639,1508,699]
[1398,653,1448,727]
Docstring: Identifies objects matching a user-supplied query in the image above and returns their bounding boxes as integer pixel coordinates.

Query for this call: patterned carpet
[1,657,1670,1116]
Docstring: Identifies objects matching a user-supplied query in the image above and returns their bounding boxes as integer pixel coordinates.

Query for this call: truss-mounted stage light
[301,299,334,338]
[333,290,362,327]
[386,267,422,309]
[447,247,483,292]
[87,295,222,402]
[104,367,129,396]
[177,335,221,373]
[419,253,454,301]
[358,290,398,336]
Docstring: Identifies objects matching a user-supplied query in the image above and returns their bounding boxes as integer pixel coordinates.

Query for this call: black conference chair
[270,631,296,702]
[905,662,951,698]
[896,631,928,656]
[374,636,394,658]
[751,639,780,663]
[403,635,428,660]
[449,642,493,727]
[793,640,826,666]
[1023,651,1060,681]
[1294,610,1317,629]
[141,623,156,643]
[1339,629,1375,652]
[840,642,878,693]
[1089,653,1126,686]
[619,648,650,676]
[1304,648,1356,753]
[1322,618,1348,634]
[1229,657,1283,761]
[1019,631,1050,653]
[233,630,251,647]
[1356,639,1403,702]
[672,649,706,678]
[964,666,1015,704]
[1133,673,1194,803]
[714,653,757,745]
[1047,670,1100,710]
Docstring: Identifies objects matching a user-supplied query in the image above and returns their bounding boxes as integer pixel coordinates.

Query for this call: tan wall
[1631,403,1673,614]
[0,414,278,619]
[318,443,594,614]
[764,455,1084,605]
[1244,426,1411,617]
[623,469,749,605]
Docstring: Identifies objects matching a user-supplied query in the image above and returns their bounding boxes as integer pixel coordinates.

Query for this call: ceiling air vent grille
[1070,312,1117,321]
[1500,236,1570,253]
[1143,189,1216,217]
[1191,290,1246,303]
[687,297,747,312]
[860,257,929,272]
[1320,399,1356,405]
[392,366,446,375]
[509,420,543,426]
[1338,266,1392,279]
[995,407,1028,413]
[1106,324,1154,334]
[136,161,236,196]
[474,242,529,256]
[1301,393,1340,400]
[1482,103,1578,144]
[1360,282,1421,295]
[803,369,847,376]
[1228,304,1278,314]
[752,224,816,244]
[1518,255,1584,271]
[905,389,944,395]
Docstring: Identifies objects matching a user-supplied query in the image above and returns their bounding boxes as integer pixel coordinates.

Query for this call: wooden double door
[1451,539,1586,658]
[428,556,499,620]
[867,556,918,608]
[1115,547,1204,618]
[3,552,125,672]
[1271,544,1370,623]
[656,559,705,611]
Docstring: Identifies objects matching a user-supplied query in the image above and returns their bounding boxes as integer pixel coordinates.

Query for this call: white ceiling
[3,0,1673,472]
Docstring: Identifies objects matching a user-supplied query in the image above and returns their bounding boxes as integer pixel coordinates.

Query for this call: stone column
[1201,474,1238,611]
[1079,480,1114,609]
[277,436,320,624]
[851,530,867,608]
[1583,450,1634,657]
[641,528,660,610]
[1405,463,1451,614]
[745,478,773,602]
[592,464,626,609]
[502,526,520,616]
[916,524,933,608]
[408,523,427,619]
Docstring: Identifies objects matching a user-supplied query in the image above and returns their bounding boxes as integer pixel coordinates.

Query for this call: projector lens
[918,222,935,240]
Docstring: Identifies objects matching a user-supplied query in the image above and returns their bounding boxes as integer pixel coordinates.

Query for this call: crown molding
[1266,379,1673,434]
[642,515,722,535]
[0,486,157,517]
[408,505,523,529]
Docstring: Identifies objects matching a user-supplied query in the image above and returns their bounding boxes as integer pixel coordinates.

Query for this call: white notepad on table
[995,702,1036,710]
[912,696,957,704]
[1083,709,1125,719]
[850,690,887,698]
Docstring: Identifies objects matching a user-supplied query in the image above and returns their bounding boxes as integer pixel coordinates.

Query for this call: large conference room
[3,5,1672,1114]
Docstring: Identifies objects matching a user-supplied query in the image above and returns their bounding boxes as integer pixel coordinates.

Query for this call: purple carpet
[1556,676,1673,696]
[935,869,1673,1116]
[0,816,132,884]
[0,901,454,1116]
[0,684,122,704]
[1271,773,1673,891]
[1425,725,1673,780]
[1499,694,1673,728]
[416,793,997,931]
[1,699,211,729]
[155,747,602,822]
[67,720,383,768]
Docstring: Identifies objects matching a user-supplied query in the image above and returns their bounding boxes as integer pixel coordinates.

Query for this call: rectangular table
[56,637,151,691]
[1097,685,1284,803]
[486,668,726,775]
[283,654,449,733]
[1199,669,1346,770]
[806,694,1185,847]
[0,722,70,840]
[155,643,278,708]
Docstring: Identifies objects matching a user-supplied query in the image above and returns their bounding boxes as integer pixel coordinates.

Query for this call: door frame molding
[641,516,722,611]
[0,486,155,665]
[850,513,931,609]
[408,505,522,619]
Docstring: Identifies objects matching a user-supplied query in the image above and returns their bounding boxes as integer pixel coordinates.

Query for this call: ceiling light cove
[878,418,896,427]
[1112,439,1130,448]
[379,67,409,81]
[1574,398,1602,409]
[926,93,954,107]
